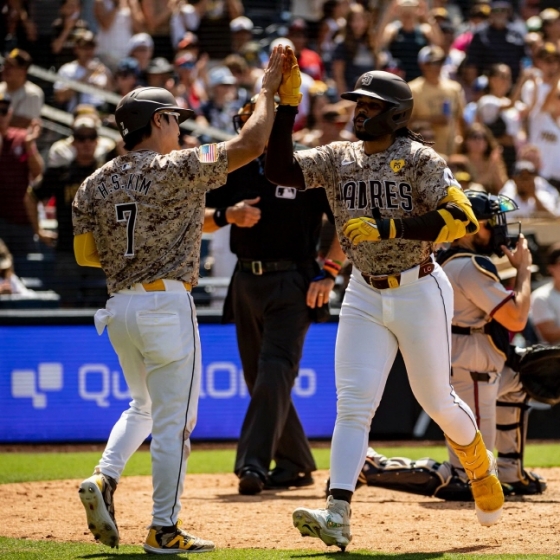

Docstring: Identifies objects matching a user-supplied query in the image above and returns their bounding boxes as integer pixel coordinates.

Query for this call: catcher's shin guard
[446,431,504,526]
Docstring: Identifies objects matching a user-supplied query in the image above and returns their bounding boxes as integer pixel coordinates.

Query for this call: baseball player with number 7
[72,46,285,554]
[265,47,504,551]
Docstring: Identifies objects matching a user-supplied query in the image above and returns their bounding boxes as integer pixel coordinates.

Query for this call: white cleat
[292,496,352,551]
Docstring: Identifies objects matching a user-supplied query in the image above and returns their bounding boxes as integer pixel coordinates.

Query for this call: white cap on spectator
[477,96,501,124]
[398,0,419,6]
[128,33,154,54]
[73,115,99,131]
[208,66,237,87]
[417,45,445,64]
[230,16,254,33]
[269,37,295,53]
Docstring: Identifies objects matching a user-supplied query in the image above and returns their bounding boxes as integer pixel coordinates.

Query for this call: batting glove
[278,46,302,106]
[343,217,396,244]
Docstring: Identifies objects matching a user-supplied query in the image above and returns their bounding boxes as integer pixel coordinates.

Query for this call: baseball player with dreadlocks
[265,49,504,551]
[357,190,546,501]
[72,47,284,554]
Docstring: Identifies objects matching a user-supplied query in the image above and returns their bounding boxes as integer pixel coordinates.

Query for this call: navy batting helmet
[115,87,194,139]
[341,71,413,135]
[465,190,519,256]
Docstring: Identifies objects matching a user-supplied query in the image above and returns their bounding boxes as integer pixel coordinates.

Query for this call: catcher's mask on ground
[341,71,414,136]
[465,190,520,257]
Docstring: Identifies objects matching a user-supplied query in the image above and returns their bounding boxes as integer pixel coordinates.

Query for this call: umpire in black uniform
[205,98,346,495]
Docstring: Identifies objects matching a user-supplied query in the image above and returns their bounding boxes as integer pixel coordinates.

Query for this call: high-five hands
[278,45,302,106]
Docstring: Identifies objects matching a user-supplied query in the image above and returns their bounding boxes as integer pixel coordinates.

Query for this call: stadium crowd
[1,0,560,324]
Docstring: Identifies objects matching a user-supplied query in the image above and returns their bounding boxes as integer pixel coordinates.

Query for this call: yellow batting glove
[343,217,397,244]
[278,46,302,106]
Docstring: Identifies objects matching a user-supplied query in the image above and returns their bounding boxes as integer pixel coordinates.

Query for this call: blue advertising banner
[0,323,338,442]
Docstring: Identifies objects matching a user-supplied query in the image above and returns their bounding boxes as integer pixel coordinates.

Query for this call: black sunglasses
[74,133,98,142]
[0,106,9,116]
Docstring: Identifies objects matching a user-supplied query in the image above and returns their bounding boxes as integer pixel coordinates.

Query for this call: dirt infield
[1,468,559,554]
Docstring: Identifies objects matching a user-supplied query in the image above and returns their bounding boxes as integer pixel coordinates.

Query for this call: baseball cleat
[78,471,119,548]
[143,520,215,554]
[471,452,504,526]
[292,496,352,551]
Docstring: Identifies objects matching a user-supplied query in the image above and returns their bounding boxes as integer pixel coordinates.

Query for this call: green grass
[0,444,558,485]
[1,445,559,559]
[0,538,559,560]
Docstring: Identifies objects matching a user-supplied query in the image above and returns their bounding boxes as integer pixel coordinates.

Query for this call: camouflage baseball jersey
[294,136,455,275]
[72,143,228,294]
[442,253,513,374]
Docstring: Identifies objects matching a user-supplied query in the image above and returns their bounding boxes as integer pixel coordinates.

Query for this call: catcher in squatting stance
[265,48,504,552]
[357,190,553,501]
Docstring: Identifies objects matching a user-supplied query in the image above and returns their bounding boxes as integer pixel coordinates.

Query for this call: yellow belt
[141,279,192,292]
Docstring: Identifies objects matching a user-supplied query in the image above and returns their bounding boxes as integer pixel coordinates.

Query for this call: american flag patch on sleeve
[198,143,218,163]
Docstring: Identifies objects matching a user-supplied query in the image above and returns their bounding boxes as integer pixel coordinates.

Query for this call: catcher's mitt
[517,344,560,405]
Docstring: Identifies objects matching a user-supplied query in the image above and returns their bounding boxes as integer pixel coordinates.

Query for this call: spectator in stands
[0,237,36,296]
[51,0,90,69]
[0,49,44,128]
[531,242,560,345]
[169,1,204,50]
[196,65,243,139]
[540,8,560,50]
[112,56,141,96]
[451,3,491,54]
[408,45,465,157]
[25,114,108,307]
[229,15,254,55]
[145,57,175,90]
[476,63,526,175]
[53,29,112,113]
[521,43,560,117]
[139,0,175,61]
[376,0,443,82]
[295,102,353,148]
[195,0,243,62]
[457,122,508,194]
[2,0,37,54]
[466,1,526,84]
[0,92,45,266]
[287,18,325,82]
[172,50,207,112]
[500,160,560,217]
[331,3,376,96]
[27,0,61,69]
[47,104,116,168]
[127,32,153,77]
[316,0,348,76]
[93,0,145,72]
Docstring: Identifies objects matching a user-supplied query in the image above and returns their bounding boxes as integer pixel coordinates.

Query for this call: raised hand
[278,45,302,106]
[261,45,284,97]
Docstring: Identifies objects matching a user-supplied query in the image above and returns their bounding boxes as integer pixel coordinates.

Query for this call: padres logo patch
[198,143,219,163]
[390,159,405,172]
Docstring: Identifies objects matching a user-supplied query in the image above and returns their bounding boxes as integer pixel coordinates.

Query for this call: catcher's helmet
[464,190,519,256]
[115,87,194,139]
[233,95,257,134]
[232,94,279,134]
[341,71,413,136]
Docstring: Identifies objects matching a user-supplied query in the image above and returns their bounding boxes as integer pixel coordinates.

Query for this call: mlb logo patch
[275,186,297,199]
[198,143,218,163]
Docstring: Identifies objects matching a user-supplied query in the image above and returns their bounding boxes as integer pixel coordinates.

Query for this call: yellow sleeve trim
[437,186,479,235]
[74,232,102,268]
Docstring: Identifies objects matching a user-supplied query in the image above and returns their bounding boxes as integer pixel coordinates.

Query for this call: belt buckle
[471,326,485,334]
[251,261,263,275]
[387,275,400,289]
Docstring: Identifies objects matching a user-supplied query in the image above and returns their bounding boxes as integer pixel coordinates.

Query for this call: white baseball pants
[94,282,201,527]
[330,264,478,492]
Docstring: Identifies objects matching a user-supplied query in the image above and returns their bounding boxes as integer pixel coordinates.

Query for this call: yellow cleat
[446,431,504,526]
